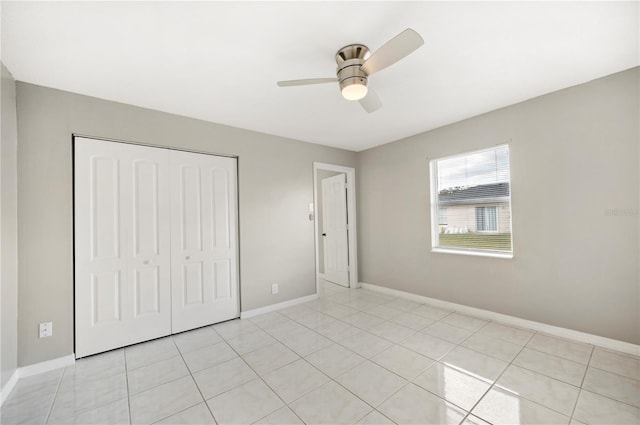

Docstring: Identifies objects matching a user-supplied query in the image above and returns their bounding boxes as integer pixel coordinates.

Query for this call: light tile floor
[2,281,639,424]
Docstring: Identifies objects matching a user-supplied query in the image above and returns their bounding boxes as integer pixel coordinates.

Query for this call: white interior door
[322,174,350,287]
[75,138,171,358]
[170,150,239,333]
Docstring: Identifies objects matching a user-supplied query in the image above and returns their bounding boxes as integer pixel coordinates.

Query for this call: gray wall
[316,169,344,274]
[15,82,356,366]
[357,67,640,344]
[1,63,19,388]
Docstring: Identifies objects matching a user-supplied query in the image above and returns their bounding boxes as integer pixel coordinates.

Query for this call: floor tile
[289,310,336,330]
[207,379,284,425]
[261,318,308,341]
[589,348,640,380]
[472,387,570,424]
[64,349,125,383]
[248,311,290,328]
[582,366,640,407]
[226,328,276,355]
[263,359,330,403]
[370,345,434,380]
[242,342,300,375]
[389,312,435,330]
[1,400,52,425]
[154,403,216,424]
[441,346,508,383]
[378,383,467,425]
[337,330,393,359]
[462,333,523,362]
[305,343,366,378]
[254,406,303,424]
[125,337,179,371]
[127,355,189,395]
[410,304,452,320]
[48,397,129,425]
[316,302,358,319]
[513,348,586,386]
[367,305,404,320]
[341,312,386,331]
[421,321,474,344]
[336,360,408,407]
[526,334,592,364]
[280,328,334,357]
[49,372,128,423]
[192,357,257,399]
[496,364,579,416]
[461,414,492,425]
[212,319,259,340]
[368,321,416,343]
[182,340,238,373]
[573,389,640,424]
[413,362,490,411]
[172,326,222,354]
[315,319,361,342]
[476,322,534,346]
[384,298,423,312]
[400,332,455,360]
[441,313,488,331]
[357,410,396,424]
[289,381,372,425]
[129,375,202,424]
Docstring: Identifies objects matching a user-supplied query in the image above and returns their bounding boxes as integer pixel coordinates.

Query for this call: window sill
[431,247,513,259]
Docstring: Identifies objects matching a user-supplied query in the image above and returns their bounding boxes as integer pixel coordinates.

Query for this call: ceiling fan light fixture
[340,78,368,101]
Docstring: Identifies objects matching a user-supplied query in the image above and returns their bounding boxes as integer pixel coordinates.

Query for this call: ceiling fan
[277,28,424,113]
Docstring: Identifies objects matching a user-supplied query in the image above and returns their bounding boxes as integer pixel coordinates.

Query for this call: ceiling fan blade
[359,89,382,113]
[361,28,424,76]
[277,78,338,87]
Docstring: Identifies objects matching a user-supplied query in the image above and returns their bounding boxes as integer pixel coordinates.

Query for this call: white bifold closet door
[74,137,238,358]
[169,150,239,333]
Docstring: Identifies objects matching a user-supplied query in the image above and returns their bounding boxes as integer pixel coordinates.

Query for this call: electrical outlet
[271,283,279,295]
[39,322,53,338]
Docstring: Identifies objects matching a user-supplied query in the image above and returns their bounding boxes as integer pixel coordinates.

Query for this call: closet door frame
[72,134,241,358]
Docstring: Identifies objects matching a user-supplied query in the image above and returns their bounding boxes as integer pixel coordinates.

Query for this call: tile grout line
[43,364,67,425]
[567,344,595,423]
[123,349,133,425]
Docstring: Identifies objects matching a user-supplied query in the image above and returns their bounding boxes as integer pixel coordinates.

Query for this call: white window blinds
[430,145,513,255]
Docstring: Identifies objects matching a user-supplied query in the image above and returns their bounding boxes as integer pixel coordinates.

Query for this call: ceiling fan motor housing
[336,44,370,95]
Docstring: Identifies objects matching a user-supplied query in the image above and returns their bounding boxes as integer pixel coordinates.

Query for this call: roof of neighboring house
[438,182,510,205]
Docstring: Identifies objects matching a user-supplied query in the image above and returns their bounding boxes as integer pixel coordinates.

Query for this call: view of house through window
[430,145,512,254]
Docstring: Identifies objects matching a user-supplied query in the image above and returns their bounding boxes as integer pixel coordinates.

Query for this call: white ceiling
[1,1,638,152]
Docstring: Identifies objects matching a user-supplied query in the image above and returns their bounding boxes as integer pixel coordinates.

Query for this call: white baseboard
[0,370,19,406]
[361,282,640,357]
[0,354,75,406]
[240,294,319,319]
[18,354,75,379]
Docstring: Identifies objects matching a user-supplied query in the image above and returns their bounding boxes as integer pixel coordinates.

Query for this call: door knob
[322,233,326,237]
[143,260,150,265]
[185,255,191,260]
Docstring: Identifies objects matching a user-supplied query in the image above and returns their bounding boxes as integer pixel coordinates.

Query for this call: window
[439,208,448,225]
[476,206,497,232]
[430,145,512,256]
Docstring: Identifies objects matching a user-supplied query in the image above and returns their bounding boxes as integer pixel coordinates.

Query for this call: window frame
[429,144,514,259]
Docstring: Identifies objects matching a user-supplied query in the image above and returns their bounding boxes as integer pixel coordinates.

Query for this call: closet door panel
[75,138,171,358]
[170,151,239,333]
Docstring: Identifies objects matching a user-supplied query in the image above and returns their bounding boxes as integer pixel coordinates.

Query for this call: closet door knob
[185,255,191,260]
[143,260,150,265]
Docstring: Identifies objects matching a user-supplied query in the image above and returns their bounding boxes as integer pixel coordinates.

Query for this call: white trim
[360,282,640,356]
[18,354,75,378]
[313,162,359,293]
[431,248,513,259]
[0,354,75,406]
[0,370,19,406]
[240,294,318,319]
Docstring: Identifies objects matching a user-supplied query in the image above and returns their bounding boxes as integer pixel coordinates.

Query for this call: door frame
[313,162,359,291]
